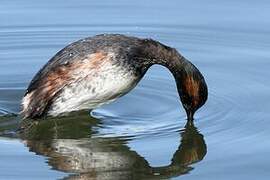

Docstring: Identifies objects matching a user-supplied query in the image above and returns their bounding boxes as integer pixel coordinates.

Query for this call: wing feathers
[21,52,108,119]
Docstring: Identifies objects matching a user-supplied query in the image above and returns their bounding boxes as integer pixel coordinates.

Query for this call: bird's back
[21,34,144,119]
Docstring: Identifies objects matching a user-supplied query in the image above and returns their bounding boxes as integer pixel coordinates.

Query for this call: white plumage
[48,60,139,116]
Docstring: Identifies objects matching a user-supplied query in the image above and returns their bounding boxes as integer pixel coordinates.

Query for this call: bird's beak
[186,110,194,121]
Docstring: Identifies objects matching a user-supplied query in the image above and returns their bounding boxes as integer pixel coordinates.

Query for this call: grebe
[21,34,208,120]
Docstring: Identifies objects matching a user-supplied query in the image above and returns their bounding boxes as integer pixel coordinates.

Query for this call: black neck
[137,39,208,119]
[138,39,201,83]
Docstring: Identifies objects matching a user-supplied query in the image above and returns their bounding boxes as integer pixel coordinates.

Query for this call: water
[1,0,270,179]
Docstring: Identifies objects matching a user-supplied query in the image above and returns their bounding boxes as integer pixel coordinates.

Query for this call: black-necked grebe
[21,34,208,120]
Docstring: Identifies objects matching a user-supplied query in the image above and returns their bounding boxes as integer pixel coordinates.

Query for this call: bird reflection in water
[19,112,207,180]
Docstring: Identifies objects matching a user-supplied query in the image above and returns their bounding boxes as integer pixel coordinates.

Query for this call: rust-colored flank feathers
[21,52,109,119]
